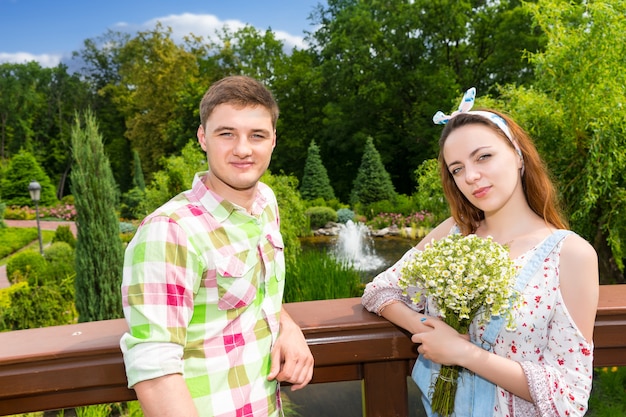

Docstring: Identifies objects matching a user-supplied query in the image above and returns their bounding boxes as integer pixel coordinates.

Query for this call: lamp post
[28,180,44,256]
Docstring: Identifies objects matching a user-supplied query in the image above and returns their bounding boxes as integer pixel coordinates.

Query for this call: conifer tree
[132,150,146,191]
[70,111,124,322]
[300,140,335,201]
[0,150,57,206]
[350,136,396,205]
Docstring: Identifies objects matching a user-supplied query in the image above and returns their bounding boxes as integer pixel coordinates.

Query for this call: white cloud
[115,13,307,50]
[0,52,63,68]
[0,13,308,68]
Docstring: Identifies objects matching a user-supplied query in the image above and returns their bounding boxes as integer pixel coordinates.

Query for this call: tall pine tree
[350,136,396,206]
[300,140,335,201]
[70,111,124,322]
[132,150,146,191]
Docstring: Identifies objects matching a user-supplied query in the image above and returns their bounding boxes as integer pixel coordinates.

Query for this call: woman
[361,88,599,416]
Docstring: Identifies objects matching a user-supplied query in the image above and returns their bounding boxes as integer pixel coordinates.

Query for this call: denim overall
[412,230,572,416]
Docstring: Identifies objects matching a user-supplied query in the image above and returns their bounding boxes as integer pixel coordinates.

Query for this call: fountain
[331,220,386,273]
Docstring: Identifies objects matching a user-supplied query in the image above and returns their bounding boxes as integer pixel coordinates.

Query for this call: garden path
[0,220,77,289]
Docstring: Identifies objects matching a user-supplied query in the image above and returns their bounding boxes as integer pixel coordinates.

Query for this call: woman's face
[442,124,524,216]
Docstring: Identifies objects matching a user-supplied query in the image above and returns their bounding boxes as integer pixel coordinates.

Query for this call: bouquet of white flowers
[398,233,518,417]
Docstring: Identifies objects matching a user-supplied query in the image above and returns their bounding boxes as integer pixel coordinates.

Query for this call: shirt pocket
[215,253,257,310]
[265,231,285,282]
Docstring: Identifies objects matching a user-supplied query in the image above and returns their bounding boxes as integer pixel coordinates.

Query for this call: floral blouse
[361,234,594,417]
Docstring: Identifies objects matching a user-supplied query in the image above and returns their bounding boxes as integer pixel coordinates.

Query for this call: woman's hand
[411,317,472,366]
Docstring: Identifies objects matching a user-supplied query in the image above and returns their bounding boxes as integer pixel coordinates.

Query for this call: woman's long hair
[437,110,567,235]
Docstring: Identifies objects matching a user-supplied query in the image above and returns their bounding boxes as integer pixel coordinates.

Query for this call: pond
[300,227,419,283]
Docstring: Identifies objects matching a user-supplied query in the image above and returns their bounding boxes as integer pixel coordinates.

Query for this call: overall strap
[479,230,573,349]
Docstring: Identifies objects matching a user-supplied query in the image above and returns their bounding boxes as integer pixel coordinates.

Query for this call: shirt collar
[190,171,269,223]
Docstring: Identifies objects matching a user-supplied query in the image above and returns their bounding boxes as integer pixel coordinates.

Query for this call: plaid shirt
[120,172,285,417]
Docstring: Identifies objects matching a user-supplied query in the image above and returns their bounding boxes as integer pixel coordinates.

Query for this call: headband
[433,87,524,174]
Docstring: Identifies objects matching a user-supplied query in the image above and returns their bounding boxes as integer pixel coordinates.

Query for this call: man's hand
[267,308,314,391]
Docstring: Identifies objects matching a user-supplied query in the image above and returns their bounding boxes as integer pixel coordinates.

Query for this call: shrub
[325,198,346,211]
[40,242,75,286]
[360,200,396,220]
[6,250,47,285]
[0,279,76,331]
[52,225,76,249]
[304,197,327,208]
[61,195,75,205]
[305,206,338,229]
[336,208,355,224]
[4,205,36,220]
[119,221,137,234]
[120,187,148,220]
[261,171,309,270]
[0,281,28,316]
[119,222,138,246]
[391,193,420,216]
[413,158,450,225]
[368,212,404,230]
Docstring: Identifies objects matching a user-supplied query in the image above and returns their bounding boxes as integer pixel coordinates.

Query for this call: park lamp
[28,180,41,202]
[28,180,44,255]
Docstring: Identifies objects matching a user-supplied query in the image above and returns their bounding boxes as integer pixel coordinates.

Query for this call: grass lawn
[0,228,55,267]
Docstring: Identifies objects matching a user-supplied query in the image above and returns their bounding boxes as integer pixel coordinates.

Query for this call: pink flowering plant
[368,211,434,230]
[41,204,77,221]
[5,204,77,221]
[398,233,518,417]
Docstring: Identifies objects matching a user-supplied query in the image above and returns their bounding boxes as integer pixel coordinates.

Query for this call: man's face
[197,103,276,203]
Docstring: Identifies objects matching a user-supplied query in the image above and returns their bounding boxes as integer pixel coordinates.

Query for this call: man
[120,75,314,417]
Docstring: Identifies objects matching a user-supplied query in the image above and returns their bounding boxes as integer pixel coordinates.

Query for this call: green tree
[119,149,148,220]
[132,150,146,190]
[350,136,396,206]
[70,111,124,321]
[413,158,449,225]
[300,140,335,201]
[74,30,134,194]
[269,48,321,182]
[495,0,626,283]
[39,64,92,199]
[0,62,93,199]
[103,23,200,180]
[139,140,206,217]
[0,62,46,161]
[201,25,288,85]
[0,150,57,206]
[293,0,545,200]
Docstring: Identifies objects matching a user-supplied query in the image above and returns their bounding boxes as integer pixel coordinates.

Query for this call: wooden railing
[1,285,625,417]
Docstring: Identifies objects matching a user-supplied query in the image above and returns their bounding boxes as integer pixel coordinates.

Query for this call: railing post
[362,361,410,417]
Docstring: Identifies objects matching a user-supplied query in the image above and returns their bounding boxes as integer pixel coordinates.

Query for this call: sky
[0,0,323,67]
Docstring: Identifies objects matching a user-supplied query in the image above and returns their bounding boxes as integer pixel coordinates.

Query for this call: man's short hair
[199,75,279,129]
